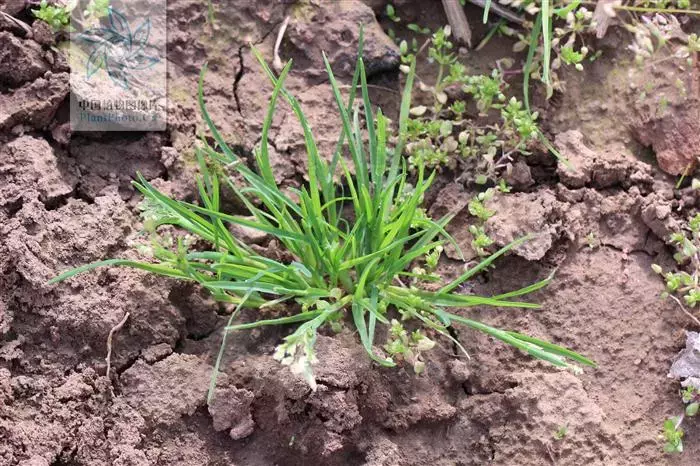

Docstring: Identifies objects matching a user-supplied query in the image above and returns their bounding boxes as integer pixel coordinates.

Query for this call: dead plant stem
[105,312,130,379]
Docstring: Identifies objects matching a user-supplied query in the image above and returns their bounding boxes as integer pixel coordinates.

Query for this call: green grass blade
[523,10,542,113]
[390,56,416,180]
[539,131,574,170]
[256,56,293,185]
[198,64,240,163]
[49,259,189,284]
[359,58,376,185]
[541,0,551,95]
[440,235,532,294]
[208,288,254,403]
[506,331,597,367]
[414,290,540,308]
[352,301,395,366]
[491,272,553,300]
[482,0,492,23]
[330,25,364,179]
[227,310,324,331]
[442,311,592,368]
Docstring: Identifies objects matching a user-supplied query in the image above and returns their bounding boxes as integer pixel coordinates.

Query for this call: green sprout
[425,245,443,271]
[407,23,431,35]
[560,45,586,71]
[661,386,700,454]
[652,213,700,310]
[462,70,507,114]
[206,0,216,25]
[470,225,495,257]
[50,33,594,394]
[662,417,684,453]
[553,424,568,440]
[468,190,496,222]
[386,3,400,22]
[83,0,110,21]
[384,319,435,374]
[585,232,599,250]
[32,0,74,32]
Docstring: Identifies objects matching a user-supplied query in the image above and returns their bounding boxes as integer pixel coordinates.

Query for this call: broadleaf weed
[32,0,74,32]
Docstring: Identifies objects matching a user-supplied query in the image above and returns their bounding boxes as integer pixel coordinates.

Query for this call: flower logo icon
[79,7,160,89]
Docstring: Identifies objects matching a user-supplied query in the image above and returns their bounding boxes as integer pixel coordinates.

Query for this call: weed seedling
[386,3,400,23]
[653,209,700,453]
[662,416,685,453]
[50,34,594,393]
[553,424,568,440]
[83,0,109,22]
[652,212,700,325]
[32,0,74,32]
[585,232,599,250]
[662,386,700,453]
[400,26,543,183]
[206,0,215,26]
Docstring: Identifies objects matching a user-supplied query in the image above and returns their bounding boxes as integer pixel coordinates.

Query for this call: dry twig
[273,15,291,72]
[105,312,130,379]
[669,294,700,328]
[442,0,472,47]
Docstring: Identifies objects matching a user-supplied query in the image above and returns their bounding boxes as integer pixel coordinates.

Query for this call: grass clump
[50,33,594,392]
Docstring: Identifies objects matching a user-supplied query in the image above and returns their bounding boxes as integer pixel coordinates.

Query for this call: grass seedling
[50,32,594,394]
[553,424,568,440]
[206,0,215,26]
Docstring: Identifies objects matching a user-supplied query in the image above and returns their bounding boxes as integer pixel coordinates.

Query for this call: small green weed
[386,3,400,23]
[50,33,594,394]
[652,212,700,311]
[396,26,543,256]
[553,424,568,440]
[399,26,541,181]
[585,232,599,250]
[83,0,109,22]
[662,386,700,453]
[467,188,497,257]
[32,0,74,32]
[206,0,215,26]
[662,416,684,453]
[653,208,700,453]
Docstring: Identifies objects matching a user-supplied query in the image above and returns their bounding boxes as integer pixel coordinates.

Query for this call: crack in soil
[4,197,24,218]
[233,46,245,117]
[232,17,287,118]
[113,352,141,379]
[597,241,654,257]
[488,417,511,461]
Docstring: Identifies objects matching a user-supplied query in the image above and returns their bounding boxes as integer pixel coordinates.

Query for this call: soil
[1,0,700,465]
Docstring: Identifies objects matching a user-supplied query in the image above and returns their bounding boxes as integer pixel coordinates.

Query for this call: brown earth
[1,0,700,465]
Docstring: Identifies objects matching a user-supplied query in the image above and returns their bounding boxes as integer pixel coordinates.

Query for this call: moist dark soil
[1,0,700,465]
